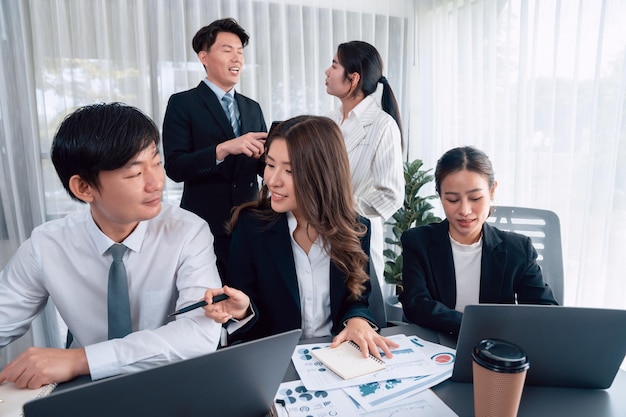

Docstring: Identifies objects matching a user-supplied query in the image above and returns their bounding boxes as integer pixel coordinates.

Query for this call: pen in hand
[167,294,229,317]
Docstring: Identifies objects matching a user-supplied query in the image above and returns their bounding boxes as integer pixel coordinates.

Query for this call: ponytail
[379,76,404,150]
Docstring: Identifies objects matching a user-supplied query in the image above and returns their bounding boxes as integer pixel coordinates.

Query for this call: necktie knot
[109,243,126,261]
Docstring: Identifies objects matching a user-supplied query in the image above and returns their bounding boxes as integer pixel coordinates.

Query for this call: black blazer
[162,81,267,238]
[226,210,376,342]
[399,220,558,335]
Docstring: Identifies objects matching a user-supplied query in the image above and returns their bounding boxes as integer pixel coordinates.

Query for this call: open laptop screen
[24,329,302,417]
[451,304,626,389]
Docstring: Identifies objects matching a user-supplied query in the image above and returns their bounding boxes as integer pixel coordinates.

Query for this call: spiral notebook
[0,382,56,417]
[311,341,386,380]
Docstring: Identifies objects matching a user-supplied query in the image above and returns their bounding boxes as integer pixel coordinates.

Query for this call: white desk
[284,324,626,417]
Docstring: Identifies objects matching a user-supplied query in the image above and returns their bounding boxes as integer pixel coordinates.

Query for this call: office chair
[367,262,388,328]
[487,206,564,304]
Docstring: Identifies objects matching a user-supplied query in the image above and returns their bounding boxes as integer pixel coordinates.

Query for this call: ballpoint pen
[167,294,229,317]
[271,399,289,417]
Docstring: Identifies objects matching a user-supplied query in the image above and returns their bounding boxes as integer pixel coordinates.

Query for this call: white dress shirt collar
[330,95,376,126]
[86,209,147,255]
[202,78,236,100]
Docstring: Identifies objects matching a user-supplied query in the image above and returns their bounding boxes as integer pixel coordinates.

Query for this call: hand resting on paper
[331,318,399,361]
[0,347,88,389]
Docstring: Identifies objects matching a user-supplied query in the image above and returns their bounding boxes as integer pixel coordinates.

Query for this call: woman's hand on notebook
[331,318,400,361]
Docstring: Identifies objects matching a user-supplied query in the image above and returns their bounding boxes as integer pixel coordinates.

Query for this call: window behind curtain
[21,0,411,220]
[412,0,626,309]
[2,0,625,356]
[0,0,412,357]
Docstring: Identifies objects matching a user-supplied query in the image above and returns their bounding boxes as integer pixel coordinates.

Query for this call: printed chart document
[341,370,453,412]
[0,381,56,417]
[273,379,458,417]
[292,334,456,390]
[311,340,386,379]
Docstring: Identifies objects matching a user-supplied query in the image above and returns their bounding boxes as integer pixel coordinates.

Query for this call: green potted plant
[384,159,441,320]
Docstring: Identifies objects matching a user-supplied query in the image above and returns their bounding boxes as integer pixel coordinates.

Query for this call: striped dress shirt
[328,95,404,288]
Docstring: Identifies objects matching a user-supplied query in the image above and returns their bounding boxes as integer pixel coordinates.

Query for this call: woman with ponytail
[324,41,404,293]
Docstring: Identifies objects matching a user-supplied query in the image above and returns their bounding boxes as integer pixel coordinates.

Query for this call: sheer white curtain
[412,0,626,310]
[0,0,413,362]
[1,0,625,366]
[16,0,412,212]
[0,1,64,368]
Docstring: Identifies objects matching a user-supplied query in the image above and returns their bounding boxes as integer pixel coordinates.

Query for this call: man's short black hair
[51,102,160,202]
[192,18,249,53]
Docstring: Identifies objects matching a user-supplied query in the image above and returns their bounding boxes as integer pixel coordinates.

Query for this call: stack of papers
[273,380,456,417]
[273,334,458,417]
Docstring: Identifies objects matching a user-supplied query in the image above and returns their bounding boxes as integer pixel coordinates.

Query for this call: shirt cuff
[84,341,122,381]
[225,306,255,334]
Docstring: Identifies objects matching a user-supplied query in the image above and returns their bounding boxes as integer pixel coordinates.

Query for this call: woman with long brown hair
[203,115,397,358]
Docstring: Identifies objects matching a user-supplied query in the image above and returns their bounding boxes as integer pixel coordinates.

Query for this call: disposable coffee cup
[472,339,529,417]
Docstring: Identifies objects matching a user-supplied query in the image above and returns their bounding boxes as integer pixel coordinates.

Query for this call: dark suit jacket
[399,220,558,335]
[162,81,267,239]
[226,209,376,343]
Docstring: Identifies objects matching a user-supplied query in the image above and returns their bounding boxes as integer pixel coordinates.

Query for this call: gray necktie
[222,93,240,137]
[108,244,132,339]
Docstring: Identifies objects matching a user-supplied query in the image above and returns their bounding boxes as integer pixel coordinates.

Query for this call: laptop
[23,329,302,417]
[451,304,626,389]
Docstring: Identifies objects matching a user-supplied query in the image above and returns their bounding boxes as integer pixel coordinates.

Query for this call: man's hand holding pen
[202,286,251,324]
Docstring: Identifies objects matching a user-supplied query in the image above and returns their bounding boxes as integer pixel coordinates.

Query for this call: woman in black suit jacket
[203,116,398,358]
[400,146,558,336]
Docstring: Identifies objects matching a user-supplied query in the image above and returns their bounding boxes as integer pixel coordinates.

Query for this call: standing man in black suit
[163,18,267,281]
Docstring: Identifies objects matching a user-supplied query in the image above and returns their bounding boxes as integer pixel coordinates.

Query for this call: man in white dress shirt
[0,103,222,388]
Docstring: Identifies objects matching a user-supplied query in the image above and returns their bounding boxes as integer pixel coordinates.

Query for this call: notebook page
[0,381,56,417]
[311,341,385,379]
